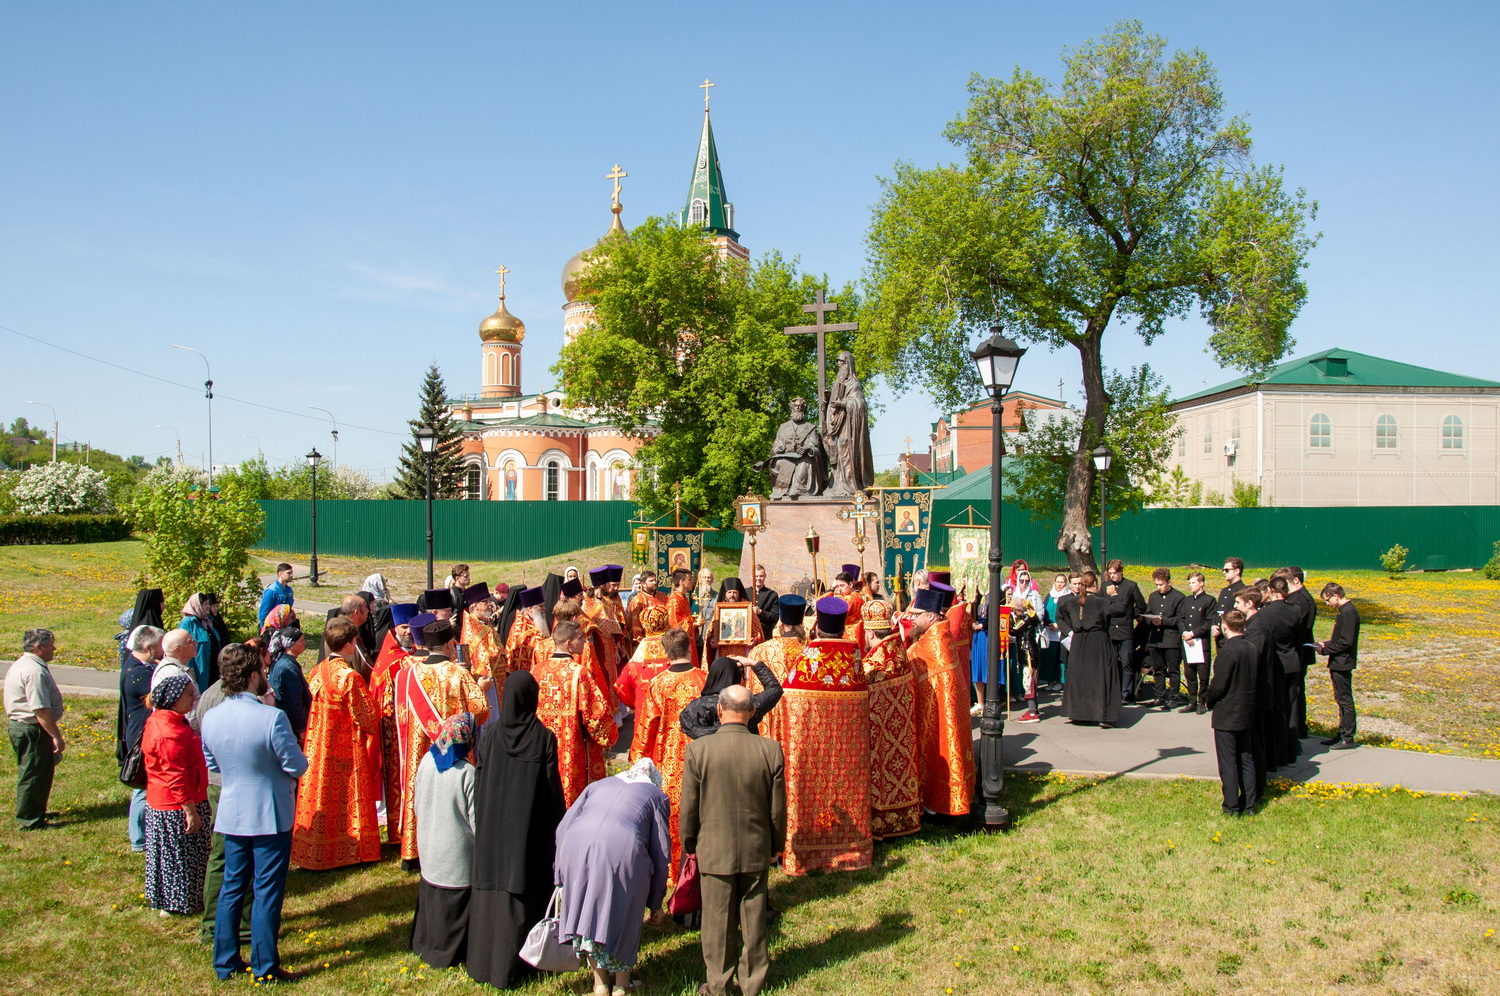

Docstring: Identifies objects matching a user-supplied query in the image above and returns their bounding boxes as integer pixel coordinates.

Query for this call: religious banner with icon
[630,523,652,569]
[653,529,703,579]
[879,488,933,594]
[947,527,989,595]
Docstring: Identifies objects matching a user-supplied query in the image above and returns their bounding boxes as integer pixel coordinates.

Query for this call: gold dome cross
[606,164,627,210]
[700,78,714,110]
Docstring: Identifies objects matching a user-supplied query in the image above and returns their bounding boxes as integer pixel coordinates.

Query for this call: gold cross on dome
[902,435,914,453]
[494,265,509,298]
[606,164,627,209]
[700,78,714,110]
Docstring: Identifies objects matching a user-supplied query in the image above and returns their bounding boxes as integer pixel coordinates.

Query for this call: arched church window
[689,199,708,225]
[502,352,512,386]
[546,460,560,501]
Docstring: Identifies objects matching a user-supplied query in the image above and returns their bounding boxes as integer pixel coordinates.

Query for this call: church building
[445,84,745,502]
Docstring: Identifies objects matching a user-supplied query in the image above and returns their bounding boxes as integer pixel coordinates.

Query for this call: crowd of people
[3,551,1360,992]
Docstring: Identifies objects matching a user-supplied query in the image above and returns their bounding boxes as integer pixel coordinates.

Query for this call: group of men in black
[1100,557,1362,816]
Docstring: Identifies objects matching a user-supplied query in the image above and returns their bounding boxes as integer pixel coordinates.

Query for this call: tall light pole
[170,344,213,484]
[308,407,339,471]
[243,435,264,462]
[156,425,183,467]
[306,448,322,587]
[24,401,57,462]
[971,324,1027,832]
[1093,444,1115,567]
[416,424,438,588]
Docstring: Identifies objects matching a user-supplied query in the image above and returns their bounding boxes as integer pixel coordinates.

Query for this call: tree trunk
[1056,325,1112,573]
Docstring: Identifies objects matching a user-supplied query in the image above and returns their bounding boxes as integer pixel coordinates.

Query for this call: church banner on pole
[653,528,704,578]
[947,526,990,595]
[879,488,934,594]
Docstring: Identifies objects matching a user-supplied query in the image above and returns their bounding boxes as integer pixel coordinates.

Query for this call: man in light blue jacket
[201,643,308,983]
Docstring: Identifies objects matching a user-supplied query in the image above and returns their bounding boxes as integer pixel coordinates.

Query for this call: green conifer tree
[391,364,466,500]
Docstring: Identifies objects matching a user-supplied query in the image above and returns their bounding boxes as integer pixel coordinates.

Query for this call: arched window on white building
[1443,414,1465,450]
[1309,413,1332,448]
[1375,414,1398,449]
[545,460,560,501]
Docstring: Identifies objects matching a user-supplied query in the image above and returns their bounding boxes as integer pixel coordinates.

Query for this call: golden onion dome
[562,207,627,304]
[478,296,525,343]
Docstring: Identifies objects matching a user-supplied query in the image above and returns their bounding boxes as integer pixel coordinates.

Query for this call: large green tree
[391,363,466,500]
[864,20,1318,569]
[555,218,846,522]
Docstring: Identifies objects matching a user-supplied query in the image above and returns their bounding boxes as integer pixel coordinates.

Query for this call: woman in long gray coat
[555,758,670,996]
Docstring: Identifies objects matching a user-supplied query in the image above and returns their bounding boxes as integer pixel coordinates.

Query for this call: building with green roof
[1168,348,1500,506]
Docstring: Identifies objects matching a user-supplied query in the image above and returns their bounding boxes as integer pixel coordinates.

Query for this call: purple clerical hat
[841,564,860,579]
[927,570,952,587]
[815,595,849,636]
[390,603,419,628]
[561,577,585,599]
[519,587,546,609]
[408,612,438,647]
[463,582,490,607]
[588,566,611,587]
[605,565,624,584]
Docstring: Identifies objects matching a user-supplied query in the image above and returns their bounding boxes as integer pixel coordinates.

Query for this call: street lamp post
[155,425,183,466]
[243,435,264,462]
[306,448,322,587]
[1092,444,1115,567]
[416,425,438,589]
[971,324,1027,832]
[309,407,339,470]
[24,401,58,462]
[171,345,214,484]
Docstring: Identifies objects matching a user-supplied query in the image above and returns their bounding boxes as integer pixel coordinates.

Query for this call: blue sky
[3,2,1496,479]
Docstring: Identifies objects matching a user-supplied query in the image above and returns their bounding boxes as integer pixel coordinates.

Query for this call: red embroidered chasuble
[504,613,542,674]
[291,656,383,870]
[747,636,803,756]
[947,600,973,670]
[629,665,706,885]
[864,633,921,840]
[532,650,618,808]
[907,620,975,816]
[394,657,490,861]
[604,593,634,660]
[781,639,872,875]
[462,607,507,684]
[374,649,416,841]
[626,590,669,642]
[615,630,671,711]
[844,593,866,652]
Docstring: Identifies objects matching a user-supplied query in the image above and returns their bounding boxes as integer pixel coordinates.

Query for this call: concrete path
[997,697,1500,795]
[0,660,121,700]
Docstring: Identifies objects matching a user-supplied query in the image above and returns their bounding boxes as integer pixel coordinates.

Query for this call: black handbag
[119,738,146,789]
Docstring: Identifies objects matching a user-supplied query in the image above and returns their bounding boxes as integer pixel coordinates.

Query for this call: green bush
[1482,540,1500,580]
[0,514,132,545]
[1379,543,1409,576]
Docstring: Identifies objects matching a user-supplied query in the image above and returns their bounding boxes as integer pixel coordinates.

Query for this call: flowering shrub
[11,462,115,515]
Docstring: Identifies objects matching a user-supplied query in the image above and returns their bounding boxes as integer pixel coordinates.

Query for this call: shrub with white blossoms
[11,462,116,515]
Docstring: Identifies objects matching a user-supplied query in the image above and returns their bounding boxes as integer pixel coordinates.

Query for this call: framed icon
[734,493,767,532]
[716,603,752,645]
[895,505,921,534]
[668,545,692,575]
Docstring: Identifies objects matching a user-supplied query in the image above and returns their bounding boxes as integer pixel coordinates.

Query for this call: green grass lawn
[2,711,1496,995]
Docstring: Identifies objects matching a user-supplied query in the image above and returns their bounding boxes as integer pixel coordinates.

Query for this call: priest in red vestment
[615,603,672,711]
[459,582,507,688]
[629,626,705,885]
[292,617,383,870]
[504,586,548,674]
[625,571,668,643]
[906,583,974,816]
[865,628,921,840]
[532,620,617,807]
[393,616,490,867]
[781,596,872,875]
[704,577,765,661]
[835,565,866,651]
[665,570,700,666]
[372,603,419,841]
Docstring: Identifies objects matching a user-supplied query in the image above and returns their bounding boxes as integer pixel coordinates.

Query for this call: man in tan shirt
[680,684,786,996]
[5,628,66,829]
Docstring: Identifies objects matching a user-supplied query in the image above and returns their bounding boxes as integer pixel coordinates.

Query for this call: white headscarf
[614,757,663,789]
[362,573,389,602]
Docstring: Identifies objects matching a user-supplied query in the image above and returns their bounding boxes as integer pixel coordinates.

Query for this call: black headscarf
[500,671,548,762]
[703,656,742,697]
[130,588,165,631]
[541,573,564,629]
[497,584,526,643]
[472,671,565,896]
[718,577,747,602]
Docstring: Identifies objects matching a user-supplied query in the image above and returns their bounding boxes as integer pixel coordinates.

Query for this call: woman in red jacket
[143,674,212,916]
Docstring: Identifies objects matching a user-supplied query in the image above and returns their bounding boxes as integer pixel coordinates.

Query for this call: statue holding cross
[772,290,875,498]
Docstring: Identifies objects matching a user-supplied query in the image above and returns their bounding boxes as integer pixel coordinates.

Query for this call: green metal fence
[258,499,1500,572]
[928,499,1500,572]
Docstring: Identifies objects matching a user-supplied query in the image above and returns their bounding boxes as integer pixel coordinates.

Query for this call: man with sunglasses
[1212,558,1246,648]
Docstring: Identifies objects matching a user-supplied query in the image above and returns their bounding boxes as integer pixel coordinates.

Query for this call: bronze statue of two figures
[766,350,875,500]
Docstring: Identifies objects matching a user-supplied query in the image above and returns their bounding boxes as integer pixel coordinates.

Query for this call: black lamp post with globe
[416,425,438,589]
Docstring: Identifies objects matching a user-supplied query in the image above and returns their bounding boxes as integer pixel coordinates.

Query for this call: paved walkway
[12,659,1496,796]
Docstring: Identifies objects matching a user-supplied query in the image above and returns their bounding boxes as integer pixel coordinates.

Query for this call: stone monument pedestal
[739,499,879,596]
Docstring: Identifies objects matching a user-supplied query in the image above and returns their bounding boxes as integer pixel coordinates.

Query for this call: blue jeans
[214,831,292,979]
[128,788,147,849]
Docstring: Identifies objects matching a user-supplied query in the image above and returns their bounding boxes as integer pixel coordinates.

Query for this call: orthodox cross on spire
[783,289,858,420]
[699,78,714,111]
[494,264,509,299]
[607,164,627,209]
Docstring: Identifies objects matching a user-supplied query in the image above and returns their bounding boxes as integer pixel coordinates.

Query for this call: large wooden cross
[783,289,858,418]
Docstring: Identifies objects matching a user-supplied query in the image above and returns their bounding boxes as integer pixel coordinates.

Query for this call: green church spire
[680,79,737,239]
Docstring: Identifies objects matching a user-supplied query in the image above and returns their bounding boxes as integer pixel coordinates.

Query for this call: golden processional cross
[837,490,879,577]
